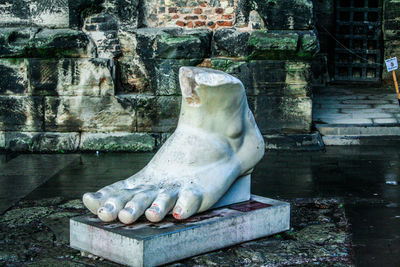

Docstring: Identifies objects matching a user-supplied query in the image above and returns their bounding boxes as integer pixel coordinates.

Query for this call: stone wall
[383,0,400,86]
[0,0,317,152]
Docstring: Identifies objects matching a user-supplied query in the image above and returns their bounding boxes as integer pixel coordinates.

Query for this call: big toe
[173,188,203,220]
[145,191,178,223]
[83,192,105,215]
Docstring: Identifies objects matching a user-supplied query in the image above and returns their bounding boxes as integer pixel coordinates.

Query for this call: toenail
[103,203,114,212]
[125,207,134,214]
[148,206,160,213]
[173,206,182,219]
[93,192,102,198]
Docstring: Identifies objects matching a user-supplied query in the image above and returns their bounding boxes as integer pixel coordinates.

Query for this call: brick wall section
[148,0,238,29]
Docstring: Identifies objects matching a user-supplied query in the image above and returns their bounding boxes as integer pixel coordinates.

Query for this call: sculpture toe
[83,192,105,215]
[173,188,202,220]
[118,190,157,224]
[145,191,178,222]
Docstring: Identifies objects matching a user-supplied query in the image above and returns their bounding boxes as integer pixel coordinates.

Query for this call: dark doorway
[334,0,383,82]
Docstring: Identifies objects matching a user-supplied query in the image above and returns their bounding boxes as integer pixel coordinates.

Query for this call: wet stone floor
[1,146,400,266]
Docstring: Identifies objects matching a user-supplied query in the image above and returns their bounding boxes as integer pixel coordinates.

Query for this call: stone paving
[313,87,400,125]
[313,87,400,145]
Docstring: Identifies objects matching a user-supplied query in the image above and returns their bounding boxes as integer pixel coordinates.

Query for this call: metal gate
[334,0,382,82]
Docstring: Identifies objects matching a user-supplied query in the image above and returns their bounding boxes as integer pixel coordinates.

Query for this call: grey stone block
[0,132,5,149]
[253,0,314,30]
[30,29,94,58]
[151,58,203,96]
[0,28,37,57]
[4,132,80,152]
[0,96,43,131]
[0,58,29,95]
[212,28,250,58]
[28,0,70,28]
[44,96,136,132]
[80,132,156,152]
[133,28,212,59]
[248,30,299,60]
[132,95,181,133]
[264,132,324,151]
[29,58,115,96]
[0,0,70,28]
[0,28,94,58]
[211,59,311,97]
[253,96,312,134]
[70,195,290,267]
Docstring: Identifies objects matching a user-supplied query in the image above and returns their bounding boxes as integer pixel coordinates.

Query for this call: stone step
[316,124,400,136]
[322,135,400,146]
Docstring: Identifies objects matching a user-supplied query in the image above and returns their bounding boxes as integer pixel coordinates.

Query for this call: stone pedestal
[70,195,290,267]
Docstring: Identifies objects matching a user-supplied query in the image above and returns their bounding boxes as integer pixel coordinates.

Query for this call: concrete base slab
[70,195,290,267]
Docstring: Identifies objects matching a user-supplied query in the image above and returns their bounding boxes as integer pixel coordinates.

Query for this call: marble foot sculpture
[83,67,265,224]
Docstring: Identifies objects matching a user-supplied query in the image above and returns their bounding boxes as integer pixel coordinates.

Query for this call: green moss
[210,58,237,72]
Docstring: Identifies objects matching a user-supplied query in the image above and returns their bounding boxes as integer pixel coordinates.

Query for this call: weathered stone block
[248,30,299,60]
[134,28,212,59]
[299,31,320,54]
[384,19,400,40]
[29,29,94,58]
[44,96,136,132]
[28,58,114,96]
[384,0,400,20]
[117,56,151,94]
[212,28,250,57]
[0,0,70,28]
[0,58,29,95]
[80,132,156,152]
[211,59,311,97]
[0,0,31,27]
[151,58,203,95]
[101,0,140,27]
[83,14,122,59]
[263,132,324,151]
[0,132,5,149]
[0,28,94,58]
[126,95,181,132]
[0,28,36,57]
[0,96,43,131]
[29,0,70,28]
[4,132,80,152]
[253,96,312,134]
[253,0,314,30]
[383,40,400,86]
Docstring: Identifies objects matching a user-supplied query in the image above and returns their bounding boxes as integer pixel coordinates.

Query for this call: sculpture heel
[211,174,251,209]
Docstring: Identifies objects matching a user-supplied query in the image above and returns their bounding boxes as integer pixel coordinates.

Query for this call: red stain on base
[173,212,181,219]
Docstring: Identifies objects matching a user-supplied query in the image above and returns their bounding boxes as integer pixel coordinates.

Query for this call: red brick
[223,14,233,20]
[215,8,224,14]
[200,15,207,20]
[176,20,186,27]
[186,21,194,28]
[172,14,180,19]
[217,20,233,26]
[194,21,206,27]
[194,8,203,14]
[168,7,178,13]
[200,2,207,7]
